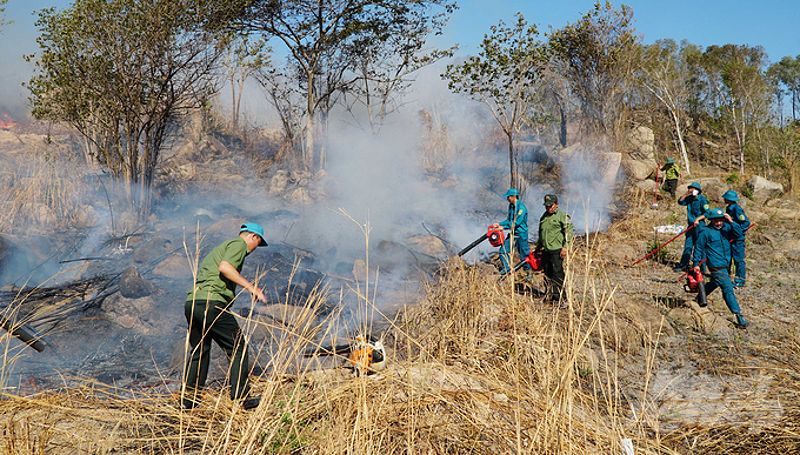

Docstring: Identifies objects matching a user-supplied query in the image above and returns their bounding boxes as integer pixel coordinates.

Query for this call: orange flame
[0,112,17,130]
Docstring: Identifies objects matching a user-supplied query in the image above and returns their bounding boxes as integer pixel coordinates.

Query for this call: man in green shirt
[182,222,267,411]
[536,194,572,306]
[660,157,681,198]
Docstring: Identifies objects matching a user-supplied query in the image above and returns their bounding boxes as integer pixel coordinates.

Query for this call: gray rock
[622,159,657,181]
[748,175,784,202]
[626,126,655,160]
[269,170,290,194]
[119,266,154,298]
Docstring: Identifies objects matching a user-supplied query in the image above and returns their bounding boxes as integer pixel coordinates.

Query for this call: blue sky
[1,0,799,111]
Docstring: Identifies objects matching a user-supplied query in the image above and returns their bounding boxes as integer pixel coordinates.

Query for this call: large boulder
[626,126,655,160]
[748,175,784,202]
[622,159,657,181]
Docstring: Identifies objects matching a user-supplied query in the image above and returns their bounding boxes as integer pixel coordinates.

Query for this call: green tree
[768,56,800,122]
[548,1,640,138]
[239,0,456,171]
[700,44,770,174]
[27,0,236,216]
[443,13,546,188]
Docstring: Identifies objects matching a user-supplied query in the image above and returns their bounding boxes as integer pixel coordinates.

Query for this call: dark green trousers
[183,300,250,405]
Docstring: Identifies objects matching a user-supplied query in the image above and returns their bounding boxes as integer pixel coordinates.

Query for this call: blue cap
[503,188,519,198]
[688,182,702,191]
[705,208,725,219]
[240,222,267,246]
[722,189,739,202]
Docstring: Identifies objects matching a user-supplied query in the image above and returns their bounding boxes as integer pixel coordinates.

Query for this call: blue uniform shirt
[499,200,528,237]
[678,194,709,225]
[693,222,743,269]
[726,203,751,233]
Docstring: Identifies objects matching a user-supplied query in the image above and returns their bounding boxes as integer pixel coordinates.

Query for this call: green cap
[688,182,702,191]
[665,157,675,165]
[705,208,725,219]
[722,189,739,202]
[544,194,558,206]
[503,188,519,198]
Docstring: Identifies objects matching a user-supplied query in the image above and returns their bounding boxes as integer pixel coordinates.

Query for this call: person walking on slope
[496,188,532,278]
[692,208,749,328]
[182,223,268,410]
[675,182,709,272]
[660,157,681,198]
[536,194,572,306]
[723,189,750,287]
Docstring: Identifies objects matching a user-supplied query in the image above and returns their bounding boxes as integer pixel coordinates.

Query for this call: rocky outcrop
[626,126,655,161]
[748,175,784,202]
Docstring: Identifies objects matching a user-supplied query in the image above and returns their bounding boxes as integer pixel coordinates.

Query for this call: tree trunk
[559,104,567,147]
[304,70,316,171]
[671,110,691,176]
[507,131,516,188]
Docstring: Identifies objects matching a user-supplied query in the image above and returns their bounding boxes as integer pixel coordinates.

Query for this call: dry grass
[2,215,800,454]
[0,150,94,235]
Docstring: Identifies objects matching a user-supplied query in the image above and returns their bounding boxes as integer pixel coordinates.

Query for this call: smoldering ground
[0,64,620,391]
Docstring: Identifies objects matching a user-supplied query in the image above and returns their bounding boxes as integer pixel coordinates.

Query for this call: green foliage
[27,0,234,215]
[548,1,640,134]
[443,12,547,186]
[725,172,740,184]
[645,238,669,264]
[741,185,754,200]
[260,399,308,453]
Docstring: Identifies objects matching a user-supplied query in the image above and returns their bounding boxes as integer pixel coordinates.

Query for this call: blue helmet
[503,188,519,198]
[705,208,725,220]
[688,182,702,191]
[722,189,739,202]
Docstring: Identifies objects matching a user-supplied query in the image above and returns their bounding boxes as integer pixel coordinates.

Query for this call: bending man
[182,223,267,410]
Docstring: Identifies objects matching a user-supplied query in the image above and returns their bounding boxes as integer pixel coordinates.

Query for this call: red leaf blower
[683,266,707,307]
[458,224,506,257]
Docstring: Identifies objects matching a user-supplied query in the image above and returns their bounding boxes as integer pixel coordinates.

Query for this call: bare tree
[639,40,695,175]
[238,0,455,171]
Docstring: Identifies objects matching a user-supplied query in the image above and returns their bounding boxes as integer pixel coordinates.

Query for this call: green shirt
[187,237,249,304]
[537,210,573,252]
[661,163,680,181]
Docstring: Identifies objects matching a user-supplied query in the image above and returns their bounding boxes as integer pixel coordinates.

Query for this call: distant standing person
[675,182,709,272]
[182,223,268,410]
[496,188,532,279]
[692,208,748,328]
[723,190,751,287]
[660,157,681,198]
[536,194,572,306]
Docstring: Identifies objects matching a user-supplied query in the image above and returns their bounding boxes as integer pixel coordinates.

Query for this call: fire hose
[630,223,696,266]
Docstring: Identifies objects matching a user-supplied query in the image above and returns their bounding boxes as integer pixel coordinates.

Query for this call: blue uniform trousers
[500,236,531,273]
[730,239,746,285]
[704,268,741,315]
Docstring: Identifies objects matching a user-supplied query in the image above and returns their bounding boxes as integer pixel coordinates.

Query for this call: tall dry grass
[2,219,800,454]
[0,151,93,234]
